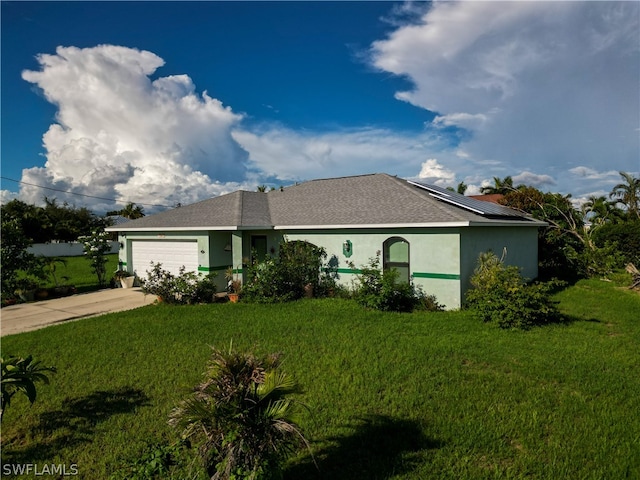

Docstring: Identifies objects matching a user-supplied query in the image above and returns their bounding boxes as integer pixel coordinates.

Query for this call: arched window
[383,237,410,283]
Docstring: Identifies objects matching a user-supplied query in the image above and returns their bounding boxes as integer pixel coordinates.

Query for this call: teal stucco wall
[283,228,463,308]
[119,224,540,309]
[459,225,540,301]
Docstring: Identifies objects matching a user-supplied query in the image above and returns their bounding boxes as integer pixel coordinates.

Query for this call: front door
[251,235,268,264]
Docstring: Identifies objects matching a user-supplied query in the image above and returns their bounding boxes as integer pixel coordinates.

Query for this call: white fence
[27,241,120,257]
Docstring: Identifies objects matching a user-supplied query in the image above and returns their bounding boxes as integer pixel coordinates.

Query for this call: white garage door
[131,241,199,277]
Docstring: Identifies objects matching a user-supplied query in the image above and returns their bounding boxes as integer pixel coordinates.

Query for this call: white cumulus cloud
[370,1,640,198]
[233,126,452,182]
[417,158,456,186]
[19,45,249,211]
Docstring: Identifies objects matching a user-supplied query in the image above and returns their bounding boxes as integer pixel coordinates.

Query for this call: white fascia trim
[274,222,472,230]
[467,220,548,227]
[107,226,239,232]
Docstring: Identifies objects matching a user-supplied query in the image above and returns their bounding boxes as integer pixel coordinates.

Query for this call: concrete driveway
[1,288,157,337]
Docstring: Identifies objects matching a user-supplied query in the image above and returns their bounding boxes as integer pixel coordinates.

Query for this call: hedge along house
[106,173,546,309]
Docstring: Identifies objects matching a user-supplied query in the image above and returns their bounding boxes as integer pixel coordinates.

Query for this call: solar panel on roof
[407,181,526,218]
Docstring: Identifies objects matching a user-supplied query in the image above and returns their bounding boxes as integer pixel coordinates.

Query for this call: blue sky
[2,1,639,213]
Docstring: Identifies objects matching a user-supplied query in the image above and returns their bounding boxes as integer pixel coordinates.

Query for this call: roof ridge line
[238,190,244,225]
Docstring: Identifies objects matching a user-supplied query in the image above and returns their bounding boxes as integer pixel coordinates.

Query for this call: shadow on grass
[562,314,601,324]
[285,415,442,480]
[2,386,150,464]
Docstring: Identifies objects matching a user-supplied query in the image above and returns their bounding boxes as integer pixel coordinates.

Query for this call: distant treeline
[1,198,113,243]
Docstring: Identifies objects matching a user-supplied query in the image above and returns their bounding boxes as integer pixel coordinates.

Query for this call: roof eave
[107,220,546,233]
[106,225,241,232]
[274,222,472,230]
[467,220,548,227]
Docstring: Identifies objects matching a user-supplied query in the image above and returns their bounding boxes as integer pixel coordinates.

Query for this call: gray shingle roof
[108,191,271,230]
[109,173,543,231]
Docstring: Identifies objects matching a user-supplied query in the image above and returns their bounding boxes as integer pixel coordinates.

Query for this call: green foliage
[499,179,638,281]
[169,345,308,480]
[500,187,586,279]
[79,228,113,287]
[592,219,640,265]
[243,240,334,303]
[41,256,69,287]
[0,218,41,296]
[352,254,443,313]
[569,241,624,279]
[609,171,640,219]
[106,202,145,220]
[1,355,56,422]
[1,198,109,243]
[140,263,217,304]
[480,175,517,195]
[108,442,185,480]
[465,251,562,329]
[38,254,119,292]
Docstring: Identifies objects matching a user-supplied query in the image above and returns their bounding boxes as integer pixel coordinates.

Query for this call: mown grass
[29,254,119,292]
[1,278,639,479]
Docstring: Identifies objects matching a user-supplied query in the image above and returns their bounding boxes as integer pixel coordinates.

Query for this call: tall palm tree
[609,171,640,219]
[582,195,621,225]
[480,176,515,195]
[120,202,145,219]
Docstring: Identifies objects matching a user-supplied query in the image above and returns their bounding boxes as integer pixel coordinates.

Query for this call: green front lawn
[1,279,639,479]
[14,254,120,296]
[41,254,120,292]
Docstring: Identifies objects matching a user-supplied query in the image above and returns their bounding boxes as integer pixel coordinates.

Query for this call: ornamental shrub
[353,254,443,313]
[592,219,640,265]
[140,263,217,304]
[243,240,334,303]
[465,251,562,329]
[0,218,41,297]
[79,228,112,287]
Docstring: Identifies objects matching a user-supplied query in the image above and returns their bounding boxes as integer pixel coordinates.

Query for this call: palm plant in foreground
[1,355,56,422]
[169,345,310,480]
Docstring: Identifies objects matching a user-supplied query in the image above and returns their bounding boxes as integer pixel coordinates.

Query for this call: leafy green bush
[465,251,562,329]
[592,220,640,265]
[168,345,309,480]
[79,228,113,287]
[0,218,41,298]
[140,263,217,305]
[108,442,186,480]
[571,241,624,279]
[352,254,443,313]
[243,240,334,303]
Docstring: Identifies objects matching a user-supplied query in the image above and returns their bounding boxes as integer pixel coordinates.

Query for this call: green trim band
[198,265,233,273]
[333,268,362,274]
[328,268,458,280]
[413,272,460,280]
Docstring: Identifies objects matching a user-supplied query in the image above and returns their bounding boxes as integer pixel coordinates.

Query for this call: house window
[383,237,410,283]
